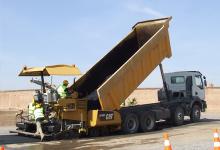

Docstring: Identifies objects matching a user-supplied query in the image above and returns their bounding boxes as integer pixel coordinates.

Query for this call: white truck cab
[164,71,207,100]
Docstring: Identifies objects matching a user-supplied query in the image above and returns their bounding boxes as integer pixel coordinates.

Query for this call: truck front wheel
[190,105,201,122]
[172,106,184,126]
[122,113,139,134]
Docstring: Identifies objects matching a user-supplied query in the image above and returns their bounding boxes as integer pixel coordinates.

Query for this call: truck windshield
[195,75,203,89]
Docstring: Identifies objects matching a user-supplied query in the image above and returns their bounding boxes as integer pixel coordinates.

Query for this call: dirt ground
[0,110,220,150]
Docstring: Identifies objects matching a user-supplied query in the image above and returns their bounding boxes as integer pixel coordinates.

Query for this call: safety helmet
[35,103,42,108]
[63,80,69,85]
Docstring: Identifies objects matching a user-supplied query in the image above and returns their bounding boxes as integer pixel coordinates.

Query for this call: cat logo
[98,111,114,121]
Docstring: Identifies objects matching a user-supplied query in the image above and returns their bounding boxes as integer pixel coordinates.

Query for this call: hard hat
[63,80,69,85]
[35,103,42,108]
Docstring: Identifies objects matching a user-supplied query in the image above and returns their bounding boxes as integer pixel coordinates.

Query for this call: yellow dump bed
[73,17,172,111]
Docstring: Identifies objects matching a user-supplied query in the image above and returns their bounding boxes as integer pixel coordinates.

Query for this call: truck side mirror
[204,80,207,87]
[203,76,207,87]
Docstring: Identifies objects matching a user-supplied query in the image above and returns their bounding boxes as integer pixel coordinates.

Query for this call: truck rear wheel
[122,113,139,134]
[190,105,201,122]
[172,106,184,126]
[139,112,156,132]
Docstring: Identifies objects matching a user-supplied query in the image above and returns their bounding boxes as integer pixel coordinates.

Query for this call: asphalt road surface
[0,111,220,150]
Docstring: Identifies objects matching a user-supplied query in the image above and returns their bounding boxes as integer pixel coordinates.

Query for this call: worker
[33,92,45,141]
[57,80,69,98]
[28,99,36,121]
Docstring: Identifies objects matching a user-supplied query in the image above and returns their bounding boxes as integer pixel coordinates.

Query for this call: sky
[0,0,220,90]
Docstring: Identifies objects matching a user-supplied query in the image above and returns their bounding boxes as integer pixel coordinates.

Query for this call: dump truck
[11,17,207,139]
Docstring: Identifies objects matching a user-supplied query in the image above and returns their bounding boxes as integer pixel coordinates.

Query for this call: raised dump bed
[73,17,172,111]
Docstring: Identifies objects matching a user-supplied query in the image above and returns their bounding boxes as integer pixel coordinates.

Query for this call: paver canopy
[19,64,81,76]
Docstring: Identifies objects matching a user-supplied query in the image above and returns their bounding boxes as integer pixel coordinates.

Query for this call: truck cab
[164,71,207,101]
[157,71,207,126]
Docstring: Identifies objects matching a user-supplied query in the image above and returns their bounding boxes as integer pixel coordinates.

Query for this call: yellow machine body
[56,99,121,128]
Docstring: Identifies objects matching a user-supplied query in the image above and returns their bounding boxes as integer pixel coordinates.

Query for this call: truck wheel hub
[177,113,182,119]
[145,118,151,126]
[127,119,136,130]
[195,110,200,116]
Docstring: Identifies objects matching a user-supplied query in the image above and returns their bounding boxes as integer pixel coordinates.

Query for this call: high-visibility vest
[28,102,36,120]
[34,107,44,120]
[57,85,67,98]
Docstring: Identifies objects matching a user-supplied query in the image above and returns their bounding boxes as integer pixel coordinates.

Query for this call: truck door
[192,75,205,100]
[186,76,192,97]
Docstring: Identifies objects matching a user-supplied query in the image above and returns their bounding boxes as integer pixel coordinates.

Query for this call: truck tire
[190,105,201,122]
[172,106,184,126]
[139,112,156,132]
[122,113,139,134]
